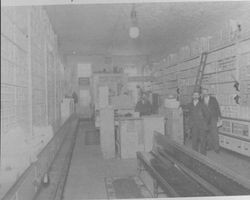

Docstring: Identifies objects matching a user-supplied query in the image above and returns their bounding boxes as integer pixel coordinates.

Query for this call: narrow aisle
[34,116,79,200]
[63,120,137,200]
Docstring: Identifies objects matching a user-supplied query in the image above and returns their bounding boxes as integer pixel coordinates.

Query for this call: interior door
[79,89,91,118]
[77,63,92,118]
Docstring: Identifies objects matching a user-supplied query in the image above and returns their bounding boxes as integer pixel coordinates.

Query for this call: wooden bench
[137,132,250,197]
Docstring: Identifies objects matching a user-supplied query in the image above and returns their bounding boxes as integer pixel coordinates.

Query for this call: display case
[219,117,250,156]
[142,115,165,151]
[115,117,143,159]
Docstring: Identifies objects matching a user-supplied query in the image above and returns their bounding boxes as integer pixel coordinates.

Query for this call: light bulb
[129,26,140,38]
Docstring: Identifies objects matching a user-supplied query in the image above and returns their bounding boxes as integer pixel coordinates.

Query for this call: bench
[137,132,250,197]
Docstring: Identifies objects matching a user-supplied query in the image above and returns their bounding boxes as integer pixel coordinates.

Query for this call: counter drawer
[223,136,243,154]
[241,141,250,157]
[219,134,226,147]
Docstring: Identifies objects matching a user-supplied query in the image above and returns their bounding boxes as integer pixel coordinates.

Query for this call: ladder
[194,52,208,93]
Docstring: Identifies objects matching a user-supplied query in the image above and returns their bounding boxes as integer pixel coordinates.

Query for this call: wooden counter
[115,115,165,158]
[142,115,165,152]
[100,107,115,159]
[115,117,143,159]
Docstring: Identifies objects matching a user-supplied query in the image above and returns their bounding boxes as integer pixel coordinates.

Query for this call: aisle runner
[84,130,100,145]
[104,176,152,199]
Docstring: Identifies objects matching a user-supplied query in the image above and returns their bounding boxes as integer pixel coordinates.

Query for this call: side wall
[1,6,66,189]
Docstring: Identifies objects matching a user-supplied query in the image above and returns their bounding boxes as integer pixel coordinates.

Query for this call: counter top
[115,114,164,121]
[141,115,165,119]
[116,116,142,121]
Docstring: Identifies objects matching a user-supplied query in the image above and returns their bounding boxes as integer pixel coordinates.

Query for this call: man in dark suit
[187,90,210,155]
[202,88,222,153]
[135,93,152,117]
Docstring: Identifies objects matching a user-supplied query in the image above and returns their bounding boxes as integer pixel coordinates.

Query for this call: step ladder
[194,52,208,93]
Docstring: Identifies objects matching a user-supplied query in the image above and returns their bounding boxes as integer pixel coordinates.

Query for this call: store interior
[1,1,250,199]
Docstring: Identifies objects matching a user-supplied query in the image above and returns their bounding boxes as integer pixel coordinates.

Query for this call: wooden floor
[62,120,137,200]
[15,119,247,200]
[63,121,250,199]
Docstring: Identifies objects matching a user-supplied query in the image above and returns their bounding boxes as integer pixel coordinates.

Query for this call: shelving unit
[1,7,30,135]
[219,118,250,156]
[92,73,125,106]
[151,22,250,156]
[1,6,66,186]
[30,7,47,126]
[152,35,250,119]
[47,50,56,126]
[115,117,143,159]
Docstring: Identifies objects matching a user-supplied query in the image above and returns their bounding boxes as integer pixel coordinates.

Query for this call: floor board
[63,121,250,199]
[62,121,137,200]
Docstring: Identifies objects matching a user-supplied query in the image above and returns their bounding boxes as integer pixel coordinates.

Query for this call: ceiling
[45,1,250,59]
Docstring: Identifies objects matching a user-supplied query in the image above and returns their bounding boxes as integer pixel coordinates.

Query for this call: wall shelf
[1,32,28,53]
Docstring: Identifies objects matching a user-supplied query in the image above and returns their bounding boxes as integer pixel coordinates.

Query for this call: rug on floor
[104,176,152,199]
[85,130,100,145]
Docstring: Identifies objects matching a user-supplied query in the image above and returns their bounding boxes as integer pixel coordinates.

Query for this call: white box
[119,118,143,158]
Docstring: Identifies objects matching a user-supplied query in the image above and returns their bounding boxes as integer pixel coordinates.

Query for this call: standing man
[135,93,152,117]
[202,88,222,153]
[187,90,210,155]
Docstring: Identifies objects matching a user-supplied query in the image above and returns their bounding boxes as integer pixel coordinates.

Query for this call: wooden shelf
[178,65,199,72]
[168,86,178,89]
[180,55,200,64]
[1,32,28,53]
[222,116,250,123]
[153,36,250,76]
[165,79,178,82]
[219,131,250,143]
[1,82,28,88]
[158,71,177,78]
[128,76,154,82]
[209,36,250,54]
[2,56,27,68]
[203,68,235,76]
[205,80,235,85]
[217,55,236,62]
[178,75,196,80]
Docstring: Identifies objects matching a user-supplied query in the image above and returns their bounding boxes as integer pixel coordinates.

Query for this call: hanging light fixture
[129,4,140,39]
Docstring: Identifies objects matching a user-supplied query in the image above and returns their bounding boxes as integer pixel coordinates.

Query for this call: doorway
[77,63,92,119]
[78,88,92,119]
